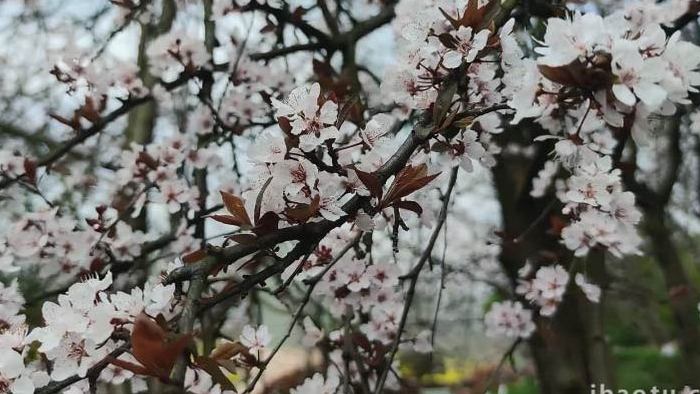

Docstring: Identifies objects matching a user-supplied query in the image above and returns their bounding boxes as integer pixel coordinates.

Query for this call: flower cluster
[272,83,340,151]
[0,281,48,394]
[1,208,99,276]
[484,300,536,339]
[25,273,176,381]
[146,30,211,81]
[1,0,699,392]
[500,9,700,259]
[516,264,570,317]
[116,135,222,215]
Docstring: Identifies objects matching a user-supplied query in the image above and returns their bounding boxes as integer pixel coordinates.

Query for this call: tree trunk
[644,209,700,387]
[492,142,615,394]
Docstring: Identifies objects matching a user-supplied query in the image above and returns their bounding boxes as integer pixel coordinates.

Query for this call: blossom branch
[373,166,458,394]
[242,233,362,393]
[0,69,206,190]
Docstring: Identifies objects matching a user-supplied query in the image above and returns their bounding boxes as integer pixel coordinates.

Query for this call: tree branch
[373,167,458,393]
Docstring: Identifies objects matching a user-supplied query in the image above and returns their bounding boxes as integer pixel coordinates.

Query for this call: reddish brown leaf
[210,214,248,226]
[50,113,80,130]
[290,6,307,22]
[210,341,247,361]
[23,159,37,185]
[278,116,293,135]
[548,215,567,236]
[284,195,321,223]
[354,169,383,200]
[228,233,258,245]
[80,96,102,124]
[252,211,280,236]
[182,248,208,264]
[130,313,192,381]
[336,96,361,129]
[538,61,612,91]
[430,140,451,153]
[312,59,335,80]
[195,357,238,392]
[437,33,458,49]
[669,285,690,300]
[254,177,273,224]
[108,358,150,376]
[393,200,423,216]
[352,332,372,352]
[383,164,441,207]
[220,191,252,227]
[260,19,277,34]
[439,7,460,29]
[538,64,578,86]
[458,0,501,31]
[136,151,159,170]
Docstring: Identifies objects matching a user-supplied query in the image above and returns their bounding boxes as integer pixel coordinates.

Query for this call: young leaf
[252,211,280,236]
[354,169,383,200]
[130,313,192,381]
[210,214,248,227]
[278,116,293,135]
[23,159,37,185]
[437,33,458,49]
[383,164,442,207]
[220,191,252,227]
[195,356,238,392]
[284,194,321,223]
[182,248,208,264]
[210,341,247,361]
[433,80,458,129]
[228,233,258,245]
[393,200,423,216]
[254,177,273,224]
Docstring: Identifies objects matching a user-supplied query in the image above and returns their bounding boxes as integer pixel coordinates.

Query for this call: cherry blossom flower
[337,260,370,292]
[184,368,226,394]
[531,160,559,198]
[442,27,490,68]
[411,330,433,353]
[484,301,536,339]
[360,113,394,148]
[536,13,606,67]
[533,265,569,300]
[290,369,340,394]
[366,262,400,288]
[661,31,700,104]
[315,172,347,221]
[272,83,340,151]
[154,179,197,214]
[301,317,324,347]
[0,150,26,178]
[611,39,668,109]
[146,30,210,80]
[4,1,700,392]
[273,159,319,200]
[239,324,271,355]
[99,354,136,386]
[44,334,109,380]
[575,273,601,303]
[248,131,287,163]
[0,349,32,394]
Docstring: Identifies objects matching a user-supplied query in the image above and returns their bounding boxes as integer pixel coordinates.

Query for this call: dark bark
[492,129,615,394]
[623,115,700,387]
[643,208,700,387]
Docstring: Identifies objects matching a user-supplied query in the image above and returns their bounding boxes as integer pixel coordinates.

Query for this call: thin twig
[373,167,459,393]
[242,233,361,393]
[480,339,521,394]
